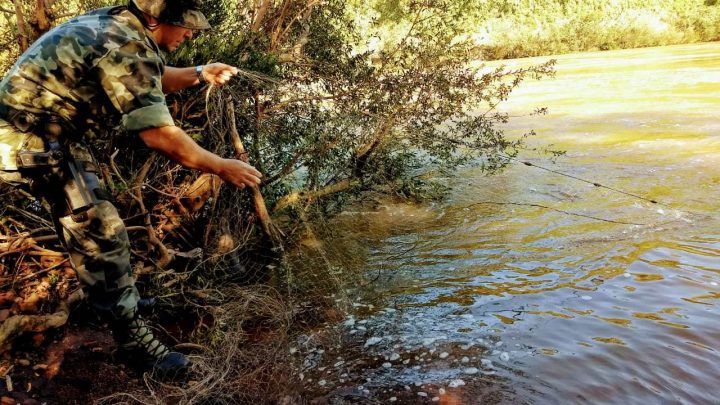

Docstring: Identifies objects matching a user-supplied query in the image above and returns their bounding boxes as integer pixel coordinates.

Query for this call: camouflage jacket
[0,6,174,143]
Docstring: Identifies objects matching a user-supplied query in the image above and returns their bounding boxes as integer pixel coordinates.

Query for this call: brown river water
[298,43,720,404]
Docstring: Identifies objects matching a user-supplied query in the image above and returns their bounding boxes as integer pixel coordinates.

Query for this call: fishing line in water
[504,155,667,207]
[490,154,715,225]
[464,201,646,226]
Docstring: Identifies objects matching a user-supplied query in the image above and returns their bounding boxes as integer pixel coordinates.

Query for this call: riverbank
[361,0,720,60]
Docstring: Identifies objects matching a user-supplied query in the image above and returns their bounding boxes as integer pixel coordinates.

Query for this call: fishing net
[0,82,378,403]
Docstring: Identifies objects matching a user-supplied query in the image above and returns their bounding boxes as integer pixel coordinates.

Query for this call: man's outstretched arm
[139,125,262,189]
[162,63,239,93]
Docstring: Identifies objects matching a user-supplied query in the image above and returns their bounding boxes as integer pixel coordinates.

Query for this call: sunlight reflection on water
[317,43,720,404]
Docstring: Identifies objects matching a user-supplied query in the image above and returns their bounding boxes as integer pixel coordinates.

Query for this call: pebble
[439,352,449,359]
[711,282,718,286]
[500,352,510,362]
[439,388,446,395]
[448,379,466,388]
[390,353,401,361]
[481,359,494,368]
[432,397,440,402]
[289,347,298,354]
[318,380,326,387]
[382,362,392,369]
[418,392,428,397]
[389,398,397,402]
[16,359,30,366]
[463,367,479,375]
[334,361,345,367]
[344,318,355,327]
[461,356,469,363]
[365,337,383,347]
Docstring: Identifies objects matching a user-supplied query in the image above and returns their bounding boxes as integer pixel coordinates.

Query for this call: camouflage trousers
[0,120,139,318]
[55,199,140,318]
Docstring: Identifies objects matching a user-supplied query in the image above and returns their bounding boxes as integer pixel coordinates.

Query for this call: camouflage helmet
[131,0,211,30]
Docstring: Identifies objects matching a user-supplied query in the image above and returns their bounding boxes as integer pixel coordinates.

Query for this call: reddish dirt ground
[0,322,147,405]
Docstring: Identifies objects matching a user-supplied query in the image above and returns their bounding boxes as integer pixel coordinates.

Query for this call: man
[0,0,261,374]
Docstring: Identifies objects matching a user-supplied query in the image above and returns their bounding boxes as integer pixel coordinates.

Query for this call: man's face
[157,23,194,52]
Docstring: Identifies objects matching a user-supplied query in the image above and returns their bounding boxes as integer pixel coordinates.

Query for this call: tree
[0,1,554,400]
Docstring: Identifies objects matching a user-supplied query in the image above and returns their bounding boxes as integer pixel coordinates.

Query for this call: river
[298,43,720,404]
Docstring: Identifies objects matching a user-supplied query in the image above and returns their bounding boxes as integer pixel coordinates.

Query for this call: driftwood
[226,99,284,245]
[272,179,359,213]
[0,289,83,353]
[158,172,223,235]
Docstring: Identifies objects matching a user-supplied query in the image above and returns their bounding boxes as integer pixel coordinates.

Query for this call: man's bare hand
[217,159,263,189]
[202,63,239,86]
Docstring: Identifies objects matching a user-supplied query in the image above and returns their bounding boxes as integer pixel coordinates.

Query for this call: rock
[364,337,382,347]
[382,362,392,369]
[438,352,449,359]
[500,352,510,362]
[462,367,479,375]
[448,379,465,388]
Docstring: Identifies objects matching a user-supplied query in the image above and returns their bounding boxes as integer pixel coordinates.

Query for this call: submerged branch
[272,179,359,213]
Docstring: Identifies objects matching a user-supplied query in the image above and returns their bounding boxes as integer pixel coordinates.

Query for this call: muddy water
[305,43,720,404]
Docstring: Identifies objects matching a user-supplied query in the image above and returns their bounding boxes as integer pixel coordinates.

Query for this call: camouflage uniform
[0,6,175,319]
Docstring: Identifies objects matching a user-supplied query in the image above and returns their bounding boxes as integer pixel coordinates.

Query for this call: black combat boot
[112,310,190,376]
